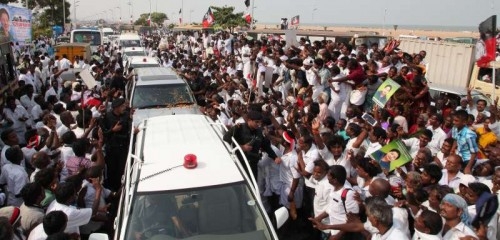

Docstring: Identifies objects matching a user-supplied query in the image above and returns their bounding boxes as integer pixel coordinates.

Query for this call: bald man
[368,178,395,205]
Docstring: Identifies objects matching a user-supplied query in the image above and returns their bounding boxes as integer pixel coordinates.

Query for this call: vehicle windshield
[132,83,195,109]
[72,31,101,46]
[121,39,141,48]
[124,51,146,57]
[429,88,493,106]
[124,183,273,240]
[57,37,70,43]
[130,64,160,69]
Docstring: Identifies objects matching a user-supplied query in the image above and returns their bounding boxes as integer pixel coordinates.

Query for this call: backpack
[339,188,365,240]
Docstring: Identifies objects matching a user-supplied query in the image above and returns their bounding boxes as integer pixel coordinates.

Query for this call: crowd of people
[0,25,498,240]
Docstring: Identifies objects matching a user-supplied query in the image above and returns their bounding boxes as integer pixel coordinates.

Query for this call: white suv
[128,67,201,125]
[90,114,286,240]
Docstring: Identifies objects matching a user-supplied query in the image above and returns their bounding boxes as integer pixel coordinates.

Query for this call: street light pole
[116,6,120,24]
[63,0,66,29]
[118,0,121,23]
[73,0,79,29]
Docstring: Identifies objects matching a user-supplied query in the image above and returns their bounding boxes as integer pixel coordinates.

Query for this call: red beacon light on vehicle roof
[184,154,197,169]
[142,58,147,62]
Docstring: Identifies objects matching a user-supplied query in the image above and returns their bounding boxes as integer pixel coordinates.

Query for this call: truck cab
[469,61,500,100]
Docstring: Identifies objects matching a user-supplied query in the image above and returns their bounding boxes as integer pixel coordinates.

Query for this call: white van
[119,34,142,48]
[90,114,287,240]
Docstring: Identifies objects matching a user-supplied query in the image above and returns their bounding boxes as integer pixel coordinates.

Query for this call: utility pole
[63,0,66,30]
[382,8,387,36]
[118,0,121,23]
[73,0,79,29]
[251,0,255,29]
[128,0,132,24]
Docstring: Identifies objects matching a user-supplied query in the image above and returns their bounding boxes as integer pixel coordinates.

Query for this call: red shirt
[347,65,366,85]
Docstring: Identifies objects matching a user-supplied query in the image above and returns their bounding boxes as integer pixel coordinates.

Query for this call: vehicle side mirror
[274,207,289,229]
[88,233,109,240]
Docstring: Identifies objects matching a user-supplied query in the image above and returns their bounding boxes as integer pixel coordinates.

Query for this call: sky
[41,0,500,27]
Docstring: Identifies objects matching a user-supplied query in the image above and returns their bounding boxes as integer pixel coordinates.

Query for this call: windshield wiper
[136,104,164,109]
[173,101,194,106]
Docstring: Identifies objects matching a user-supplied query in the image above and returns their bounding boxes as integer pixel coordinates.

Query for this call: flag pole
[493,63,496,102]
[251,0,255,29]
[493,16,497,104]
[181,0,184,25]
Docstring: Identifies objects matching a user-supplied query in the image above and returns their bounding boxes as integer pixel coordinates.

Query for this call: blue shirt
[336,130,350,141]
[451,127,478,162]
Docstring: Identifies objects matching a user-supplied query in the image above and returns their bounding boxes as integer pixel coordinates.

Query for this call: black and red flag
[476,15,497,67]
[202,8,215,28]
[179,8,182,24]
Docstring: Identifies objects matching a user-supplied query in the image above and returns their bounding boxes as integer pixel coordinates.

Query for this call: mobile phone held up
[362,113,378,127]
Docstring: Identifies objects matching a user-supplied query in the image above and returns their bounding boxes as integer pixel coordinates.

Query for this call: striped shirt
[451,127,478,162]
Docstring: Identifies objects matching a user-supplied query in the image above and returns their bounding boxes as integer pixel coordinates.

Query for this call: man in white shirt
[59,54,72,69]
[427,114,447,156]
[402,129,433,158]
[19,68,35,87]
[19,85,37,115]
[366,203,409,240]
[3,96,30,145]
[310,165,359,238]
[46,180,105,234]
[308,160,332,237]
[438,155,475,192]
[298,135,320,175]
[467,88,490,119]
[241,40,252,79]
[40,54,50,68]
[440,194,478,240]
[28,211,69,240]
[0,147,28,207]
[56,111,75,138]
[365,127,386,158]
[412,209,444,240]
[224,33,233,56]
[33,65,44,93]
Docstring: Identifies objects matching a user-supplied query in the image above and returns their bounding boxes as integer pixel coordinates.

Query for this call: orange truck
[54,43,92,63]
